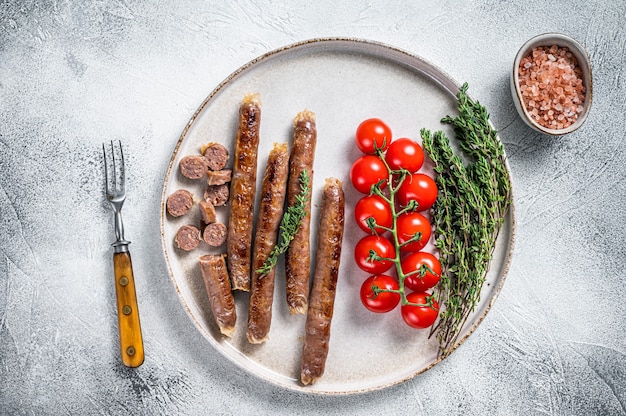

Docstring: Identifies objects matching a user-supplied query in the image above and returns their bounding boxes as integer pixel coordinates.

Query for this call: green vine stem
[366,149,436,309]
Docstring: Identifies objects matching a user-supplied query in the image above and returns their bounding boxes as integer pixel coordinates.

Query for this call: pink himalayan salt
[518,45,586,130]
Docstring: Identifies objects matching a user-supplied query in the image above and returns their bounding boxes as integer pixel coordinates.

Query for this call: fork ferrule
[112,211,131,253]
[112,240,131,253]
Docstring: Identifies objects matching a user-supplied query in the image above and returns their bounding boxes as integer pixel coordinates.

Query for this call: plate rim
[159,36,517,395]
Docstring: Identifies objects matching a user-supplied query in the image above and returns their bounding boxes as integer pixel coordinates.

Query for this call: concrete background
[1,1,625,415]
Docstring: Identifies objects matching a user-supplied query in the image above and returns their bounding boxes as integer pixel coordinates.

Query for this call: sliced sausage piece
[204,184,229,207]
[207,169,232,186]
[166,189,194,217]
[174,224,201,251]
[203,222,227,247]
[285,110,317,314]
[247,143,290,344]
[300,178,345,386]
[179,155,209,180]
[198,200,217,224]
[202,142,230,171]
[198,254,236,337]
[226,93,261,292]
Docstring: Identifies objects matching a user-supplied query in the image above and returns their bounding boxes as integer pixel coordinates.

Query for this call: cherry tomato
[350,155,388,194]
[354,195,392,234]
[401,291,439,329]
[396,211,432,252]
[401,252,442,292]
[354,235,395,274]
[385,137,424,173]
[360,274,401,313]
[355,118,392,154]
[397,173,438,211]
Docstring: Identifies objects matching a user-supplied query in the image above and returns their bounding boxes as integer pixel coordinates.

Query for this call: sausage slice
[247,143,290,344]
[226,93,261,291]
[174,224,201,251]
[166,189,194,217]
[203,222,227,247]
[202,142,230,171]
[204,184,229,207]
[300,178,345,386]
[207,169,232,186]
[180,155,209,180]
[198,200,217,224]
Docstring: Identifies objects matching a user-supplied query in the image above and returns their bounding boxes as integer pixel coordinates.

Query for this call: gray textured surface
[1,1,625,415]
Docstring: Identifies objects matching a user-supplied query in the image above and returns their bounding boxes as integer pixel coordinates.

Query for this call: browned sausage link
[247,143,290,344]
[227,94,261,291]
[300,178,344,386]
[285,110,317,314]
[198,254,237,337]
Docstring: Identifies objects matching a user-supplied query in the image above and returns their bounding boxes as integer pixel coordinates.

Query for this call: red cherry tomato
[401,252,442,292]
[401,291,439,329]
[354,235,395,274]
[396,211,432,252]
[385,137,424,172]
[354,195,393,234]
[355,118,392,154]
[360,274,401,313]
[350,155,388,194]
[397,173,438,211]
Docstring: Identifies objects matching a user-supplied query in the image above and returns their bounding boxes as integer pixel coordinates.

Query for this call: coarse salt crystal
[518,44,586,130]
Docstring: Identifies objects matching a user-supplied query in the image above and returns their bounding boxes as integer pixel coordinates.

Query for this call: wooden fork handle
[113,251,144,367]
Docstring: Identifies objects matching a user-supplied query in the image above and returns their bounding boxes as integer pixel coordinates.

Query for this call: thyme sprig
[422,83,511,357]
[256,169,311,277]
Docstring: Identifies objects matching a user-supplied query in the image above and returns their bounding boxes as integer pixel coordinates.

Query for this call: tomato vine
[367,157,434,305]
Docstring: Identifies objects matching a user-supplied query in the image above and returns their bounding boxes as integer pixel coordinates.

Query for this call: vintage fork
[103,140,144,368]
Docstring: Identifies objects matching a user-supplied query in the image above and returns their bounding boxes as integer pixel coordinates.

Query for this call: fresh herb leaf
[256,169,311,277]
[422,82,511,357]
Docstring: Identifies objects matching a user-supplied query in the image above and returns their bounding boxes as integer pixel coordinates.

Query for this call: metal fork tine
[110,140,118,192]
[103,142,110,195]
[118,140,125,192]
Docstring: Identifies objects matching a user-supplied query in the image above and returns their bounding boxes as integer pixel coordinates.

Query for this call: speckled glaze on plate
[161,38,515,395]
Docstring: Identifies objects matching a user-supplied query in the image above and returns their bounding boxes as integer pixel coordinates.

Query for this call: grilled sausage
[198,254,236,337]
[247,143,290,344]
[300,178,345,386]
[227,93,261,291]
[166,189,194,217]
[175,224,201,251]
[285,110,317,314]
[180,155,209,180]
[202,142,230,171]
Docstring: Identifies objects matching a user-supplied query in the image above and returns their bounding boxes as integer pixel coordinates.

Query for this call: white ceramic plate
[161,38,515,395]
